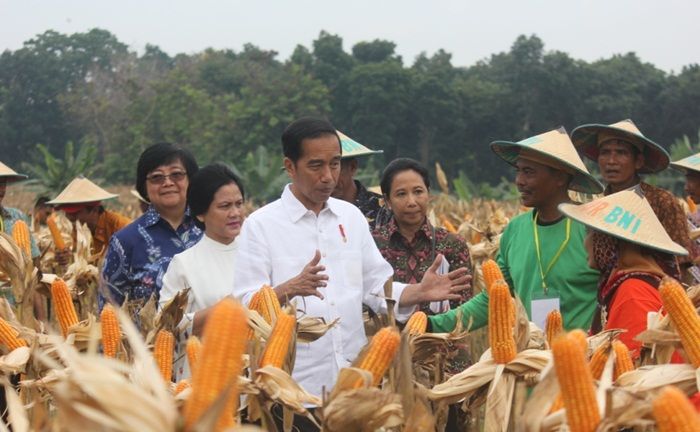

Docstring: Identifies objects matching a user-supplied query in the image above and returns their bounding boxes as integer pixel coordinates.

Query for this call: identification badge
[531,297,561,331]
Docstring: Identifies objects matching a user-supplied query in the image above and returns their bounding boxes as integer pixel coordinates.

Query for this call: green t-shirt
[430,210,599,332]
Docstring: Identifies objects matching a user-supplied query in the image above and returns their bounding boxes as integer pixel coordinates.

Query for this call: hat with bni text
[571,119,669,174]
[48,176,118,207]
[0,161,28,182]
[490,127,604,194]
[670,152,700,175]
[338,131,383,159]
[559,186,687,256]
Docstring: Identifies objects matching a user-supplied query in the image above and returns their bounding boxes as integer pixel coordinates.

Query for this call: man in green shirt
[430,127,604,332]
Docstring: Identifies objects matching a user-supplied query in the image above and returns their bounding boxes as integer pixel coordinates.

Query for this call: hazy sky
[1,0,698,72]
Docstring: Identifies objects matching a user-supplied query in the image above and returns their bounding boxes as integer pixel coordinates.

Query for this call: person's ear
[283,157,295,178]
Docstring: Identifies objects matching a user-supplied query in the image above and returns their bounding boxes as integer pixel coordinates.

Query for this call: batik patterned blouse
[100,206,202,309]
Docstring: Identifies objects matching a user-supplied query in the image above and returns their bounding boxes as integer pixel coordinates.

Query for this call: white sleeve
[232,216,272,307]
[359,218,416,321]
[160,254,195,336]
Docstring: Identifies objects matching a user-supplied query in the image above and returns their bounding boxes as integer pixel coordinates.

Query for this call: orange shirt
[93,210,131,256]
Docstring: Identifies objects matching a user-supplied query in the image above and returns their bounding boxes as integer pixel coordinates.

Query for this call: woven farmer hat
[130,189,149,204]
[338,131,383,159]
[48,176,118,206]
[670,152,700,175]
[571,119,669,174]
[559,186,687,256]
[490,127,604,194]
[0,161,28,182]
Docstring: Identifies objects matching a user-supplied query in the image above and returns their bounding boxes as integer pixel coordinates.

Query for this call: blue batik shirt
[100,205,202,309]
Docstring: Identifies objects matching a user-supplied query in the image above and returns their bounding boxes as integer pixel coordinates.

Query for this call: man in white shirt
[233,118,470,421]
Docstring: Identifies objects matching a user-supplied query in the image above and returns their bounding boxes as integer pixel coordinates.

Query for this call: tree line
[1,28,699,201]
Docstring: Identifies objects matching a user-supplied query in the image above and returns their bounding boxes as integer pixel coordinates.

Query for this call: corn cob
[154,329,174,383]
[568,329,589,357]
[652,385,700,432]
[488,279,516,364]
[183,298,247,431]
[404,311,428,336]
[545,310,563,347]
[100,304,120,358]
[50,278,79,337]
[552,332,600,432]
[259,311,296,369]
[687,196,698,214]
[659,277,700,367]
[0,317,27,351]
[11,220,31,257]
[186,336,202,376]
[175,379,191,395]
[254,285,281,324]
[481,259,504,294]
[549,394,564,413]
[356,327,401,387]
[442,217,457,234]
[588,344,610,380]
[47,214,66,250]
[612,340,634,381]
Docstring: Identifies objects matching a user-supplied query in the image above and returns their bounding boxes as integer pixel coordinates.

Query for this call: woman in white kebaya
[160,163,245,380]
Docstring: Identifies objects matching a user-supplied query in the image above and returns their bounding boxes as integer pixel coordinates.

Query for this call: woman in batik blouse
[372,158,473,315]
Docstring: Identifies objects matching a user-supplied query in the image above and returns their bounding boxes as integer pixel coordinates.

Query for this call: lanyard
[532,211,570,294]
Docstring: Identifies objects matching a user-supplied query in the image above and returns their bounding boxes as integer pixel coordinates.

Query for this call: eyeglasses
[146,171,187,185]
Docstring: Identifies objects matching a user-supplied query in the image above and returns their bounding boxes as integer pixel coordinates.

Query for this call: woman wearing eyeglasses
[159,163,245,379]
[100,143,202,315]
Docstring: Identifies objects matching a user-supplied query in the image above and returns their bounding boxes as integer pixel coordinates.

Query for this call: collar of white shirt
[281,183,341,223]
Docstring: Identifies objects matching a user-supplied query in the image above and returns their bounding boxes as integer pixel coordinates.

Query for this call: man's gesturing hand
[276,250,328,301]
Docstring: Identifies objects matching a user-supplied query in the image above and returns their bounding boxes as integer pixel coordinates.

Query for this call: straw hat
[47,176,118,206]
[130,189,149,204]
[337,131,383,159]
[571,119,669,174]
[559,186,687,256]
[490,127,604,194]
[0,161,28,182]
[670,152,700,175]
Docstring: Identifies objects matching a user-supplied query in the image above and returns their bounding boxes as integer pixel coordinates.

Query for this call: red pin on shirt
[338,224,347,243]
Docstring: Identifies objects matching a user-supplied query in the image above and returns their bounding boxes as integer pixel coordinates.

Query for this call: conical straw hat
[559,186,687,255]
[130,189,149,204]
[337,131,383,159]
[490,127,604,194]
[47,176,118,205]
[571,119,669,174]
[670,152,700,175]
[0,161,28,182]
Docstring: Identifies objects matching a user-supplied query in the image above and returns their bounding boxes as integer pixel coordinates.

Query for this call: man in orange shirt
[48,177,131,257]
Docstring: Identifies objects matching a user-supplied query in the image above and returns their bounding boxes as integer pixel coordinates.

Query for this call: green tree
[22,141,99,195]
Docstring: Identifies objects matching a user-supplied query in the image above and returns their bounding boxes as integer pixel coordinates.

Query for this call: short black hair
[187,163,245,229]
[281,117,341,163]
[380,158,431,197]
[34,196,51,208]
[136,142,198,200]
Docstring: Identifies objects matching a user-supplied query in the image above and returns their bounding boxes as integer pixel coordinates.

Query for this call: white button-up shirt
[233,185,412,398]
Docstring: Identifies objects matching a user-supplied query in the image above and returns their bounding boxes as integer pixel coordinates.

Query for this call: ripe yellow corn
[11,220,31,257]
[659,277,700,367]
[442,217,457,234]
[259,311,296,369]
[154,329,174,383]
[0,317,27,351]
[50,278,79,337]
[183,298,247,431]
[552,332,600,432]
[588,344,610,380]
[47,214,66,250]
[186,336,202,376]
[481,259,504,295]
[545,310,563,347]
[404,311,428,336]
[488,280,516,364]
[687,196,698,214]
[356,327,401,387]
[100,304,120,358]
[549,394,564,413]
[652,385,700,432]
[175,379,191,395]
[612,340,634,381]
[253,285,281,324]
[568,329,589,357]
